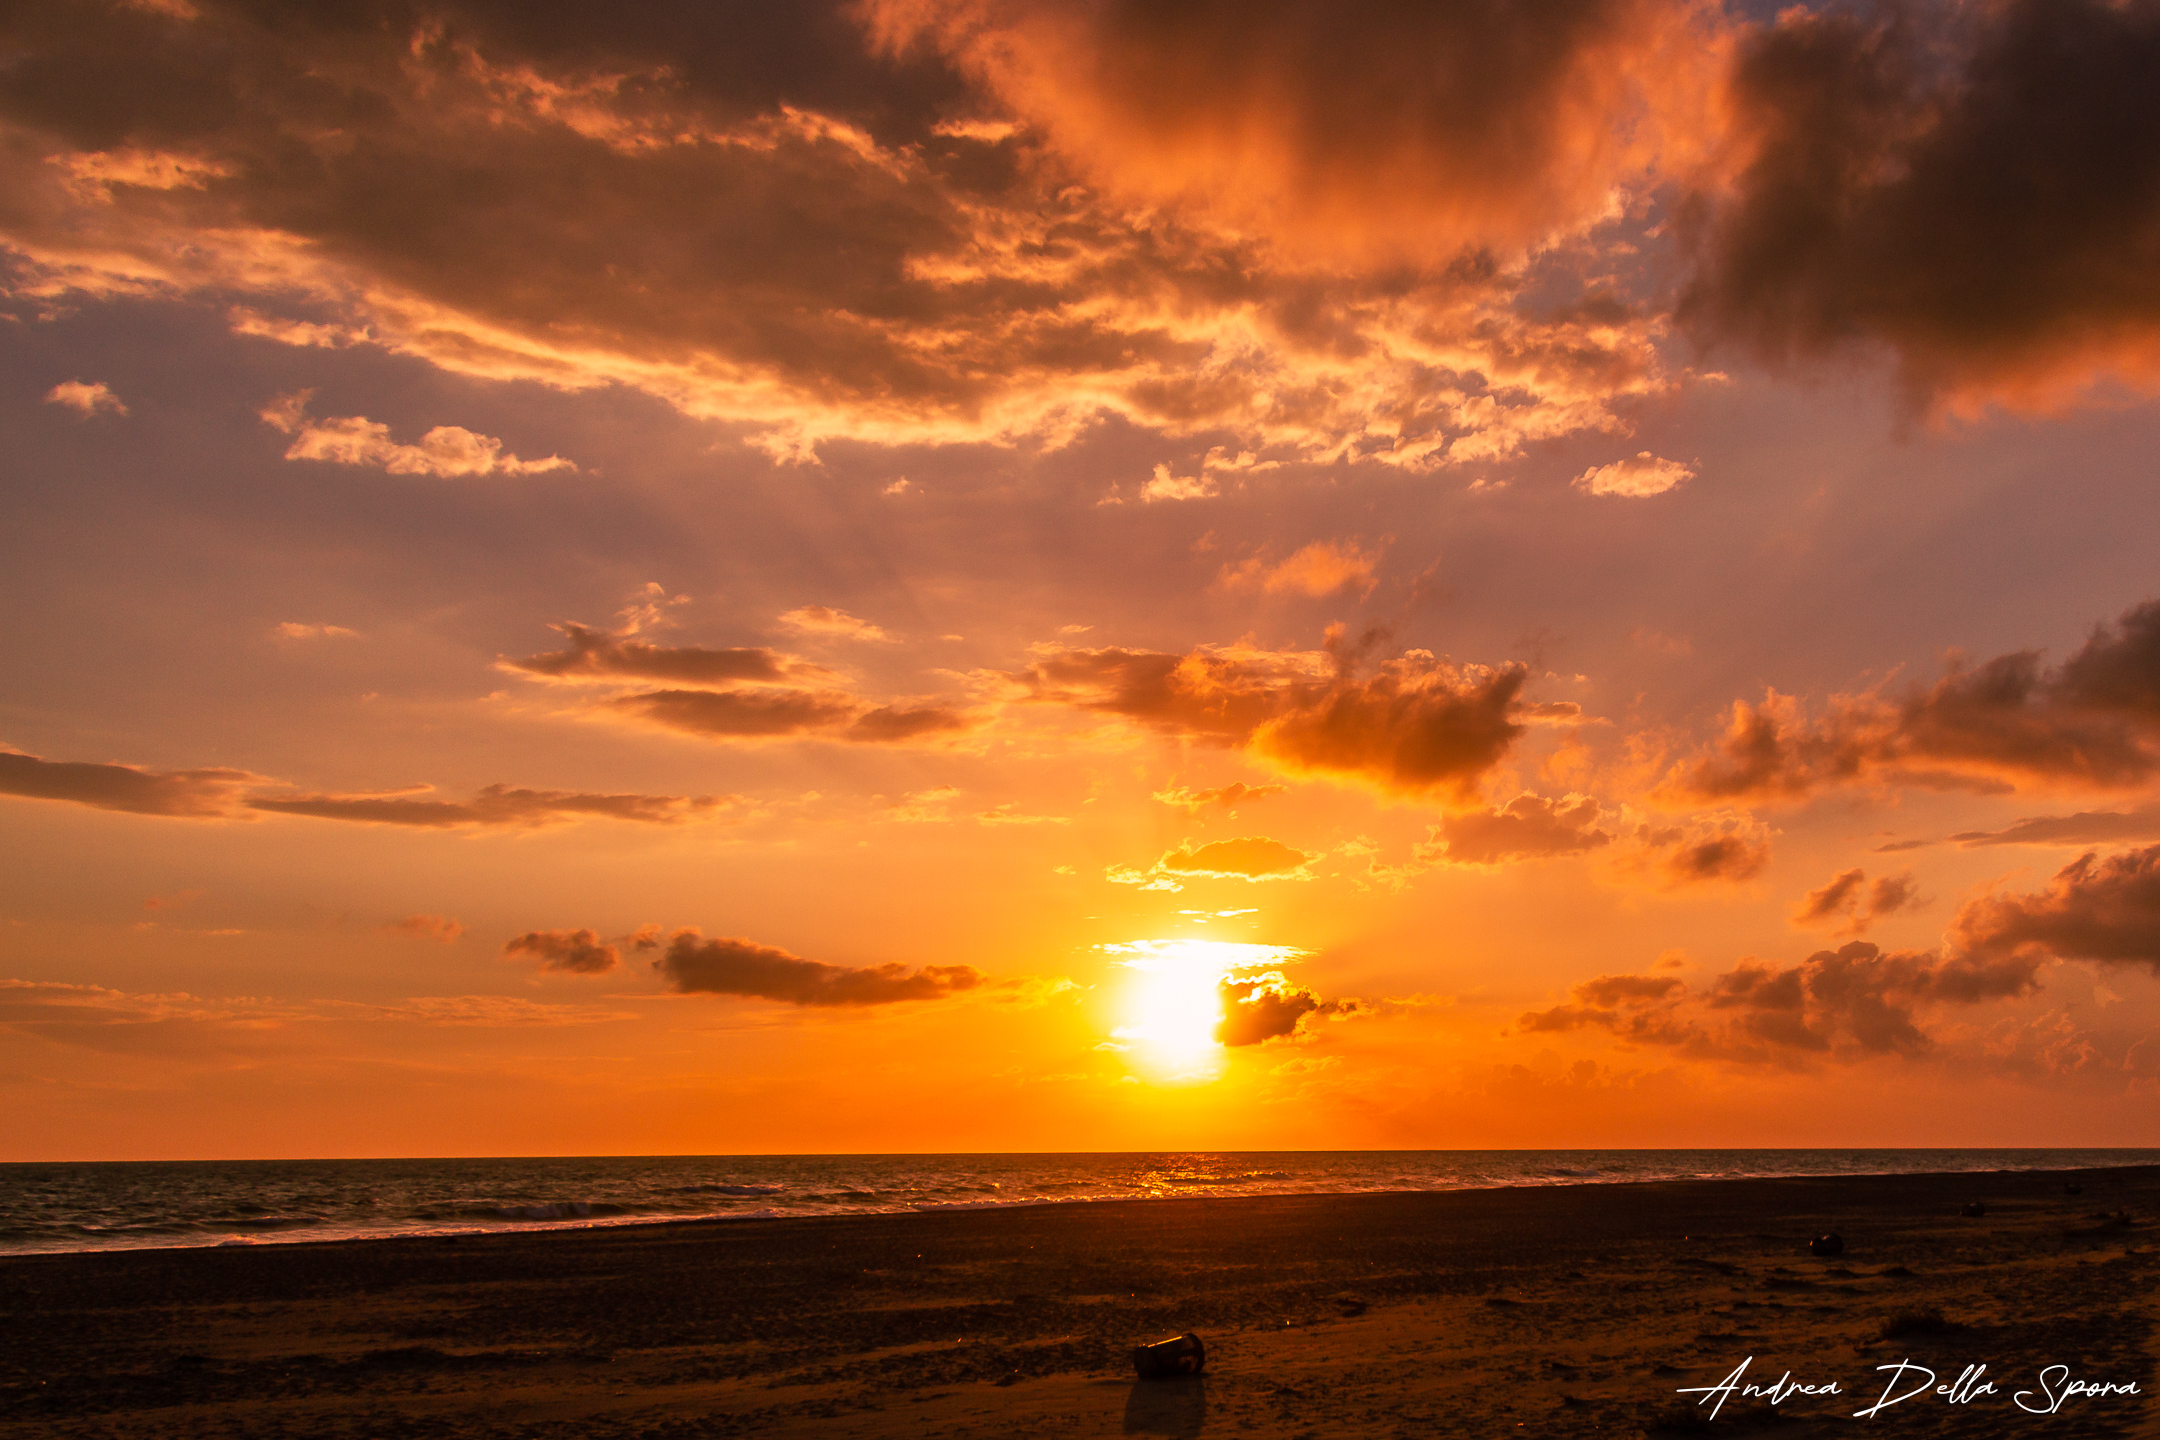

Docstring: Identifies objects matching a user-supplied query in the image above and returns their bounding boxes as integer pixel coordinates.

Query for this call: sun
[1103,939,1307,1081]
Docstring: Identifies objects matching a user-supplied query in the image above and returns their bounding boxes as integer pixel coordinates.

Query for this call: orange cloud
[1218,540,1383,598]
[0,3,1679,466]
[1952,804,2160,848]
[250,784,730,828]
[777,606,891,642]
[867,0,1726,263]
[390,914,465,943]
[1155,836,1314,883]
[502,929,619,974]
[1670,598,2160,802]
[1571,452,1694,497]
[655,929,983,1005]
[0,749,255,818]
[608,689,972,745]
[261,392,572,477]
[1151,781,1285,816]
[1949,846,2160,976]
[503,623,824,686]
[1019,631,1532,799]
[1791,868,1923,935]
[1427,793,1613,865]
[44,379,125,416]
[1523,848,2160,1066]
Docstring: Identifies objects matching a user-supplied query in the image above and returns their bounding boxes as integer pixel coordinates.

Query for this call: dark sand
[2,1166,2155,1438]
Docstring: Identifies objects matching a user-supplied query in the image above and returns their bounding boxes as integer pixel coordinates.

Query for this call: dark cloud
[1521,847,2160,1064]
[250,783,729,827]
[1019,638,1528,798]
[655,929,983,1004]
[0,749,255,818]
[1518,938,2036,1063]
[1215,975,1322,1047]
[1623,818,1772,888]
[1682,0,2160,410]
[1792,866,1924,933]
[504,623,822,685]
[1952,804,2160,848]
[871,0,1716,261]
[501,928,619,974]
[1673,598,2160,802]
[1431,793,1612,864]
[1950,846,2160,976]
[0,0,1675,463]
[608,688,972,744]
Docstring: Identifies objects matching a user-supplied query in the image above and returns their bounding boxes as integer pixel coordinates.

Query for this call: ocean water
[1,1149,2152,1256]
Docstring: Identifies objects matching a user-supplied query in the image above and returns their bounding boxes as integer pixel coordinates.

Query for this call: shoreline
[7,1150,2157,1261]
[3,1164,2155,1436]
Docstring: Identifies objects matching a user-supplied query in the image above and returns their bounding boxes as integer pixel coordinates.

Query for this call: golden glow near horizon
[1103,939,1308,1084]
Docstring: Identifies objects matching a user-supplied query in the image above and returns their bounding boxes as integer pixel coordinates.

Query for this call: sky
[5,0,2160,1160]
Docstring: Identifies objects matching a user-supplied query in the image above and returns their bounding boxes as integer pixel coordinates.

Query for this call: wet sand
[1,1165,2155,1438]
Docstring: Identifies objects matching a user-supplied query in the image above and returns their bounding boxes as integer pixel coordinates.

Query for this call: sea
[2,1149,2153,1257]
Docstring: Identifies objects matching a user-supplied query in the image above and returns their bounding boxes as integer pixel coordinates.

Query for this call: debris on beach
[1131,1332,1206,1379]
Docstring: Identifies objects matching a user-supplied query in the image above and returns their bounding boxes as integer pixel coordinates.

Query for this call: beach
[1,1165,2154,1438]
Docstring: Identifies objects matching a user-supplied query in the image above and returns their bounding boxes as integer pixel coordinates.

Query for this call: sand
[1,1165,2155,1438]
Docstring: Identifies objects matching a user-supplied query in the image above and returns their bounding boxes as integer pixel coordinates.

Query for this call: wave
[7,1148,2154,1257]
[1155,1171,1293,1185]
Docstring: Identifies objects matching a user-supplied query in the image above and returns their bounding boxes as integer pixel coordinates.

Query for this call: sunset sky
[6,0,2160,1159]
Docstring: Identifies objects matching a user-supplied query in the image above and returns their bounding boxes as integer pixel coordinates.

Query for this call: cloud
[869,0,1721,263]
[1521,848,2160,1065]
[0,2,1682,466]
[1791,867,1924,934]
[0,979,632,1052]
[356,995,639,1027]
[1219,540,1383,598]
[0,979,301,1058]
[1620,812,1773,888]
[503,623,822,685]
[1154,836,1314,882]
[973,804,1069,826]
[249,783,729,828]
[1138,464,1216,503]
[1216,974,1320,1046]
[1152,781,1285,816]
[44,379,125,416]
[1428,793,1613,865]
[655,928,984,1005]
[0,749,255,818]
[502,928,619,974]
[1518,939,2031,1063]
[1950,846,2160,976]
[389,914,464,943]
[1952,804,2160,848]
[274,621,357,639]
[261,392,573,477]
[1669,598,2160,801]
[608,688,972,745]
[1571,451,1693,497]
[1681,0,2160,414]
[778,606,891,642]
[1018,630,1530,798]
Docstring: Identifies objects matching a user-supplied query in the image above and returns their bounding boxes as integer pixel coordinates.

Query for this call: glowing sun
[1104,939,1307,1081]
